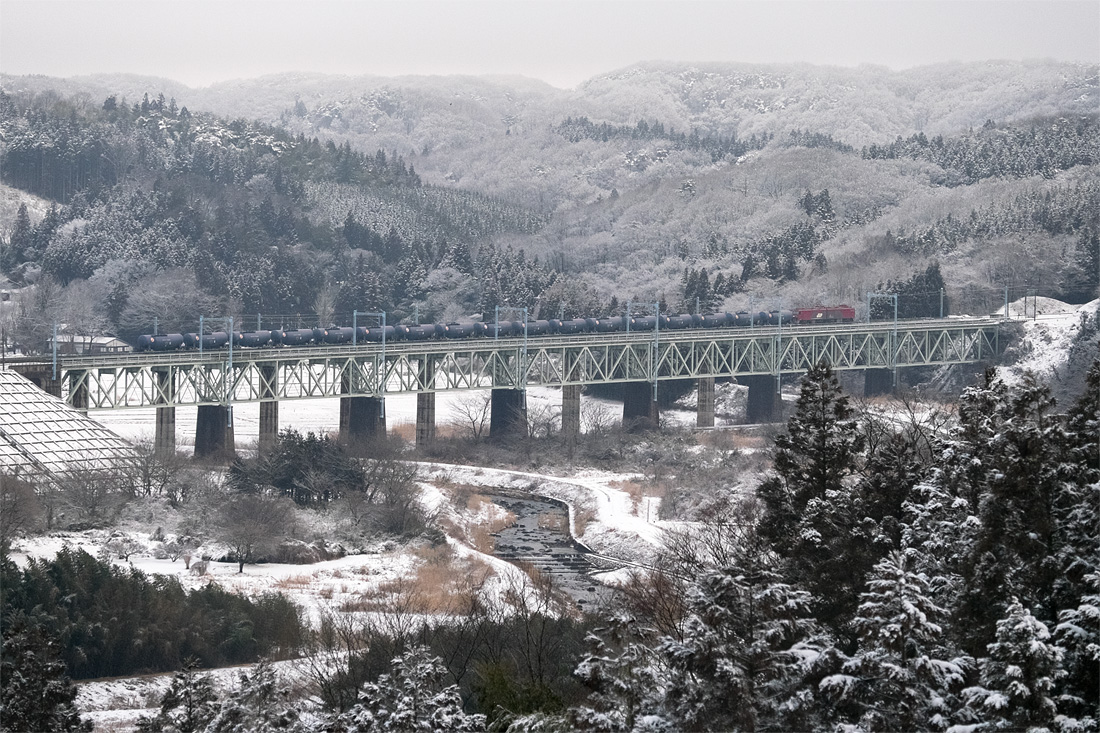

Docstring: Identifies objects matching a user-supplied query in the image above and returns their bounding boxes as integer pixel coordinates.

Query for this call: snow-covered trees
[659,564,822,732]
[560,358,1099,732]
[0,614,91,732]
[823,551,965,731]
[569,614,666,732]
[136,658,219,733]
[929,369,1093,656]
[757,359,866,630]
[959,599,1065,731]
[324,647,485,732]
[205,659,306,732]
[1054,572,1100,728]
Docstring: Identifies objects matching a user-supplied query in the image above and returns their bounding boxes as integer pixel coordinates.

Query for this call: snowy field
[10,457,673,730]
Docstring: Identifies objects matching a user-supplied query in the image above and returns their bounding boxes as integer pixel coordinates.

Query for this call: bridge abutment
[864,368,895,397]
[490,388,527,440]
[195,405,235,460]
[697,377,715,428]
[23,369,61,397]
[622,381,659,432]
[742,375,780,423]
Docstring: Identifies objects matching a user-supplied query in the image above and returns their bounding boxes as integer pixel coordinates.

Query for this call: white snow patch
[998,298,1097,387]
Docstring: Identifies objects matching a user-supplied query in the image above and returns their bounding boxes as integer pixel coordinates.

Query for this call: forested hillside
[0,61,1097,354]
[0,88,551,349]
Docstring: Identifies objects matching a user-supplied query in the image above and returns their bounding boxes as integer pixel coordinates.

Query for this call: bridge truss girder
[54,321,1000,410]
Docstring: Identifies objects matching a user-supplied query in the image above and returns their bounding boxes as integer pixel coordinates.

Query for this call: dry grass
[698,429,767,451]
[391,423,416,441]
[273,574,314,590]
[468,525,497,554]
[610,479,647,513]
[573,504,596,536]
[339,545,493,615]
[437,492,515,553]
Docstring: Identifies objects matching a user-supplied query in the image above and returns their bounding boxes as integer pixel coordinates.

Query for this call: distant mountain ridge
[3,60,1095,144]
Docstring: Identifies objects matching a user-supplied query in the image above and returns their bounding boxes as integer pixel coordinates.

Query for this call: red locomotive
[794,305,856,323]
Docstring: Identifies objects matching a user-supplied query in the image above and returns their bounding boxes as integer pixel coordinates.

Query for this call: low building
[50,335,133,355]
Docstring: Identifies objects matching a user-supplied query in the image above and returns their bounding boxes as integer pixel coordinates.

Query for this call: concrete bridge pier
[697,377,715,428]
[490,388,527,440]
[154,369,175,454]
[68,371,89,414]
[416,357,436,447]
[864,368,895,397]
[622,381,659,432]
[742,375,780,423]
[561,385,582,438]
[258,363,279,451]
[195,405,235,460]
[340,396,386,446]
[156,407,176,454]
[561,351,582,440]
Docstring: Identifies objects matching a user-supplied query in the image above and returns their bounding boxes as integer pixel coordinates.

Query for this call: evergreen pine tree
[825,551,965,731]
[4,203,32,270]
[658,497,826,732]
[957,373,1072,652]
[136,658,219,733]
[569,613,666,731]
[204,659,305,732]
[0,614,91,732]
[757,360,865,631]
[960,599,1064,731]
[326,647,485,732]
[1054,571,1100,730]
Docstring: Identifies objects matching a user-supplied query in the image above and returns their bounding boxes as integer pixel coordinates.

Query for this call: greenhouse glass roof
[0,369,137,481]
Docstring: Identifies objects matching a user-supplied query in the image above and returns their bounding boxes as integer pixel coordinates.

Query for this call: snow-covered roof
[0,369,137,481]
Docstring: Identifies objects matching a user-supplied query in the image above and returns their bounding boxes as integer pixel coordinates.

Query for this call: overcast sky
[2,0,1097,88]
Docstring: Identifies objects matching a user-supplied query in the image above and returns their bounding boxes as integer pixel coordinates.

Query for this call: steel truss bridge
[16,317,1003,411]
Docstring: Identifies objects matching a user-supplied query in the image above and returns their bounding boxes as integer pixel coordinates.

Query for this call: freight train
[133,305,856,352]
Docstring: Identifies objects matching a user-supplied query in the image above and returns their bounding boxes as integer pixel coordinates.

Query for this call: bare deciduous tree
[582,401,618,435]
[0,473,42,549]
[52,462,128,529]
[449,393,491,440]
[214,494,297,573]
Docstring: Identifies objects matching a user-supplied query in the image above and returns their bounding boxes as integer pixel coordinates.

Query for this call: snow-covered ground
[998,297,1097,387]
[10,458,665,731]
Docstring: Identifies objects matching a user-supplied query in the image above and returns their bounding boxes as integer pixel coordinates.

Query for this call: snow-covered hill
[998,297,1099,402]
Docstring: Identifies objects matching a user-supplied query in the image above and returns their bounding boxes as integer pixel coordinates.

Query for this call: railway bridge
[7,317,1004,457]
